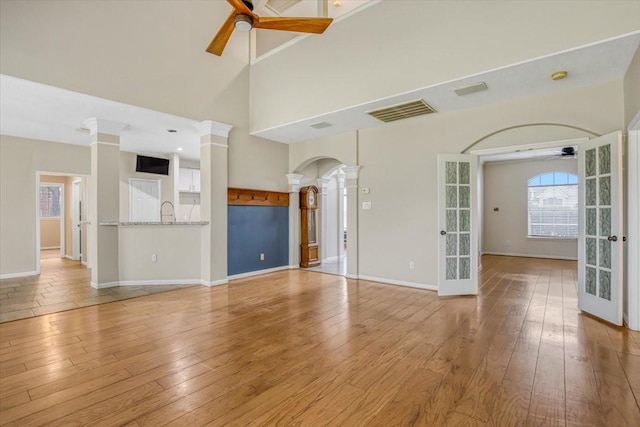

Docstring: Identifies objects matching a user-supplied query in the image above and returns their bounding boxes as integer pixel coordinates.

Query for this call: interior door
[578,131,623,325]
[130,179,160,222]
[438,154,478,296]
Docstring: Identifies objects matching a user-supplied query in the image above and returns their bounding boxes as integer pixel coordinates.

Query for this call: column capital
[343,165,361,180]
[286,173,304,192]
[194,120,233,138]
[316,177,331,194]
[83,118,128,136]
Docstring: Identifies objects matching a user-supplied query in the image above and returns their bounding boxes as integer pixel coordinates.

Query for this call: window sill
[527,236,578,241]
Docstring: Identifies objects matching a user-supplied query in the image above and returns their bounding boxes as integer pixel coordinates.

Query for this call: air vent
[265,0,301,14]
[310,121,332,129]
[454,82,488,96]
[367,99,436,123]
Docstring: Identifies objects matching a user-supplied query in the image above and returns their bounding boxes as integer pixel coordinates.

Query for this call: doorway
[308,166,347,276]
[36,173,88,274]
[129,178,160,222]
[473,134,627,326]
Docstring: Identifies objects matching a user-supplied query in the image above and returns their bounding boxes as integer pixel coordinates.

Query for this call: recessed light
[551,70,568,81]
[167,129,178,133]
[176,147,183,152]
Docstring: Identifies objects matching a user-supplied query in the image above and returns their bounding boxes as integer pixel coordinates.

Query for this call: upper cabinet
[178,168,200,193]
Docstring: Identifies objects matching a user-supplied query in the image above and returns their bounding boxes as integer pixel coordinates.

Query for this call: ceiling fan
[540,146,578,161]
[207,0,333,56]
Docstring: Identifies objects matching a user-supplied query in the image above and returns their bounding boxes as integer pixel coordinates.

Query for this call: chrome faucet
[160,201,176,222]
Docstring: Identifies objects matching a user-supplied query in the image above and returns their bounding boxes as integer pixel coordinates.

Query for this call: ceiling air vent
[265,0,301,14]
[310,121,332,129]
[367,99,437,123]
[454,82,488,96]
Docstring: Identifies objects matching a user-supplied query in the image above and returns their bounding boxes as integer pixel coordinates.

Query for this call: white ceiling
[0,22,638,157]
[0,75,202,159]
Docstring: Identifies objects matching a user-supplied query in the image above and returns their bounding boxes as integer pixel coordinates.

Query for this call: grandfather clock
[300,185,320,267]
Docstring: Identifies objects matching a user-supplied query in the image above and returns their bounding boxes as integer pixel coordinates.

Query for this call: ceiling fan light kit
[234,14,253,31]
[207,0,333,56]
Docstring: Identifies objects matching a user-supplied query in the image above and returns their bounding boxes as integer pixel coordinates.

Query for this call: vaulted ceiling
[1,1,639,157]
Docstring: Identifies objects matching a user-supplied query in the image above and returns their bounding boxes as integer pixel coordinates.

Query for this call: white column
[286,173,304,268]
[337,174,346,260]
[172,152,181,211]
[317,177,331,262]
[343,165,360,279]
[195,120,233,286]
[84,118,127,289]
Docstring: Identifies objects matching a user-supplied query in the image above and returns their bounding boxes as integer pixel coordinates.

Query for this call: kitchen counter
[100,221,208,226]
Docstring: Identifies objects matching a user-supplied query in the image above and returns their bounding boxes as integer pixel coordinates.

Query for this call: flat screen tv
[136,155,170,175]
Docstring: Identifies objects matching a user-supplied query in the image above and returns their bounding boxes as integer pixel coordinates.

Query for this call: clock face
[308,191,315,206]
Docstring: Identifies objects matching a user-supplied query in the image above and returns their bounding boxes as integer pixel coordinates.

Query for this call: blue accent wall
[228,206,289,276]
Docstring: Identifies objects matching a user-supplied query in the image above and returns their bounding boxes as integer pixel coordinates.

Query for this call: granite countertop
[99,221,209,226]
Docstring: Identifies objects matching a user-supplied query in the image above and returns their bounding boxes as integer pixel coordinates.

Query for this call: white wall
[482,158,578,260]
[251,1,640,132]
[118,226,201,283]
[289,80,624,287]
[0,135,90,276]
[0,0,290,193]
[119,151,173,222]
[623,46,640,325]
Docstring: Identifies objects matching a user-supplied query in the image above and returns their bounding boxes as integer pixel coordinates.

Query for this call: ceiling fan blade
[206,11,237,56]
[227,0,257,18]
[254,17,333,34]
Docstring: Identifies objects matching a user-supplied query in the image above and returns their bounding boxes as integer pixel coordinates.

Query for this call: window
[528,172,578,238]
[39,185,61,218]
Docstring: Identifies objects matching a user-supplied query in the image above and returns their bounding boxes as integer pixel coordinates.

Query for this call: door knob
[440,230,447,236]
[608,235,618,242]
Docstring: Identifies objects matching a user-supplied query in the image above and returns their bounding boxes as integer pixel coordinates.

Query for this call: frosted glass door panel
[438,155,478,296]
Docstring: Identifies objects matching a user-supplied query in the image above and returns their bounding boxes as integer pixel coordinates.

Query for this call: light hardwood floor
[0,250,195,323]
[0,255,639,426]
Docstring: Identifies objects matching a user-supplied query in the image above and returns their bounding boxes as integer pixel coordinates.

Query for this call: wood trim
[228,188,289,207]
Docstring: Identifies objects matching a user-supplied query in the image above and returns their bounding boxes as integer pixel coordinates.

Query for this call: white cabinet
[178,168,200,193]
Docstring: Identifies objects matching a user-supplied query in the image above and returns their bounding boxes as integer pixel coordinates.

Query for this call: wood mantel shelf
[228,188,289,207]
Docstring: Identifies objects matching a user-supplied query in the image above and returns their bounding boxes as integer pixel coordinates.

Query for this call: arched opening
[292,157,349,276]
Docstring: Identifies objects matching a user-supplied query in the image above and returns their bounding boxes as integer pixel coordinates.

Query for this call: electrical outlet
[505,240,512,247]
[260,253,265,261]
[362,202,372,210]
[151,254,157,262]
[409,261,415,269]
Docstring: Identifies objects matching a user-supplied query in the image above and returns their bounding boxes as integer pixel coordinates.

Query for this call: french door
[438,154,478,296]
[578,131,623,325]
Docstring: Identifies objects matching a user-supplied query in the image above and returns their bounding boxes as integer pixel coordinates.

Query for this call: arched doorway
[289,157,352,276]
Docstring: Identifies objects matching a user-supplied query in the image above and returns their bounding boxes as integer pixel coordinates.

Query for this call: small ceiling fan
[207,0,333,56]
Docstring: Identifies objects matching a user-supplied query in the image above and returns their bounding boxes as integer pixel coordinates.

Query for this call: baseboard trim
[64,255,80,261]
[289,264,298,270]
[358,275,438,291]
[90,280,119,289]
[119,279,201,286]
[40,246,60,250]
[322,256,341,263]
[200,278,229,287]
[482,251,577,261]
[0,270,39,279]
[228,265,291,280]
[623,313,629,328]
[81,261,88,267]
[345,274,359,279]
